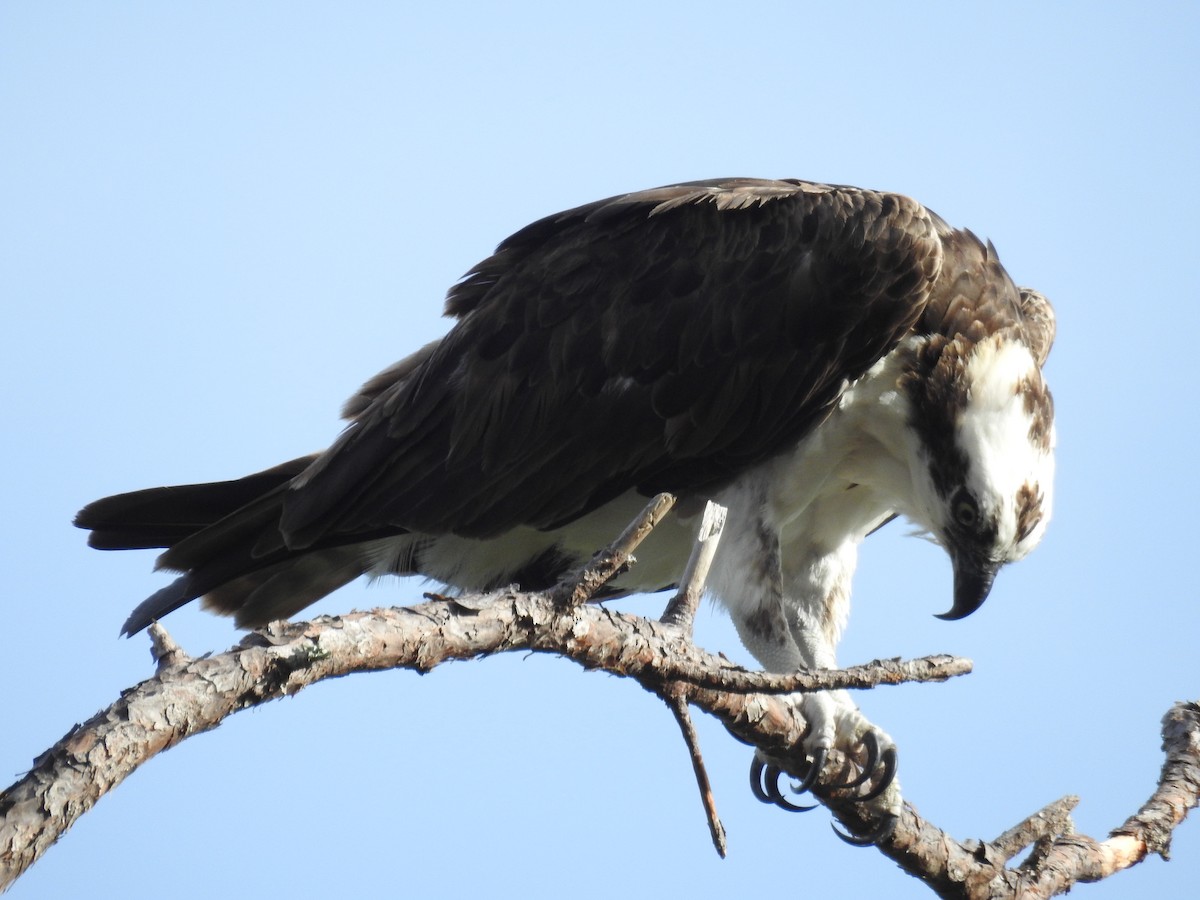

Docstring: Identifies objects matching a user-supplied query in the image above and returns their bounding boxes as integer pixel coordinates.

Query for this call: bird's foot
[748,691,900,844]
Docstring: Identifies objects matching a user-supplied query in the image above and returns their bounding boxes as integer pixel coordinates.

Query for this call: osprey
[77,178,1055,808]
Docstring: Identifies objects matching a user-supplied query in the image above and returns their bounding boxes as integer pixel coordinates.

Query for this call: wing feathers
[280,180,942,547]
[82,177,1055,635]
[74,178,1061,636]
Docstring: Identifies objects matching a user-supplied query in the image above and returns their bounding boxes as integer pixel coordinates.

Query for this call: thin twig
[552,493,676,607]
[661,501,726,637]
[664,687,726,857]
[654,653,973,694]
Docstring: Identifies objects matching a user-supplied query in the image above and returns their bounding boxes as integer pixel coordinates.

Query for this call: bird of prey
[77,178,1055,816]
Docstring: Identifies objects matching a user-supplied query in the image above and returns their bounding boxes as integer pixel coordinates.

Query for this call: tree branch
[997,701,1200,898]
[989,794,1079,865]
[552,492,676,606]
[2,526,1196,897]
[0,589,966,889]
[663,687,727,857]
[661,500,726,635]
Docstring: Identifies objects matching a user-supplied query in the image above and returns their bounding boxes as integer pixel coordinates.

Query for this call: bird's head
[901,330,1056,620]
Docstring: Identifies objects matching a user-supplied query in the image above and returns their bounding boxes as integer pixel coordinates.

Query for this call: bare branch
[663,688,727,857]
[2,593,1196,897]
[656,653,973,695]
[2,488,1195,898]
[996,700,1200,898]
[553,492,677,606]
[990,795,1079,865]
[839,701,1200,900]
[0,591,966,890]
[1110,701,1200,859]
[661,500,726,635]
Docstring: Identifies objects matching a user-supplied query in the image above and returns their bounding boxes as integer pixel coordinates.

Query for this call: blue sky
[3,3,1197,897]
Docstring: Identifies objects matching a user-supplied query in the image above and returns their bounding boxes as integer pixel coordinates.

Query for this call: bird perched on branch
[77,178,1055,821]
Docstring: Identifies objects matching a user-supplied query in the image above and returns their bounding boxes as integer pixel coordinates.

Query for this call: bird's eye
[953,492,978,528]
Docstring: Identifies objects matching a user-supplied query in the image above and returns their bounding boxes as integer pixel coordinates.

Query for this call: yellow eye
[953,493,978,528]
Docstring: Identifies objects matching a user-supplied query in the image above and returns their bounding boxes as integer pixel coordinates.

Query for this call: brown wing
[278,178,944,546]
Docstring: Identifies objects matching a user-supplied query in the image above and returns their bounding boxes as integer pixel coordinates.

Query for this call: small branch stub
[992,795,1079,864]
[147,621,191,671]
[661,501,727,637]
[553,493,677,607]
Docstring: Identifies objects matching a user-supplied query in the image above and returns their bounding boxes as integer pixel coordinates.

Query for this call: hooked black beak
[935,554,999,621]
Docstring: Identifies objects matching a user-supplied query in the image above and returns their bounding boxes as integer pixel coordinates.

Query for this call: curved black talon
[763,764,819,812]
[792,747,827,794]
[749,758,817,811]
[831,813,899,846]
[749,757,774,803]
[829,730,881,790]
[749,752,825,812]
[855,745,897,802]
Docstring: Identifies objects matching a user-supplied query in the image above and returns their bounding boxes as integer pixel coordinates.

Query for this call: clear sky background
[3,3,1197,898]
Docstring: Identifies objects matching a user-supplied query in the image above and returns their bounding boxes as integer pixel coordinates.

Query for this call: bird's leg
[717,517,833,812]
[718,516,899,832]
[778,594,901,838]
[733,596,836,814]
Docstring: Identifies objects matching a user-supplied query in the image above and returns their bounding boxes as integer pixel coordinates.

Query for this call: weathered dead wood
[2,495,1195,896]
[553,492,677,607]
[994,700,1200,898]
[661,500,727,635]
[989,795,1079,865]
[0,589,966,891]
[2,585,1194,898]
[664,688,727,857]
[836,701,1200,900]
[661,653,973,694]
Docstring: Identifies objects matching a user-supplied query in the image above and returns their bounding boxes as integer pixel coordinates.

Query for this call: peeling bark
[2,592,1196,895]
[1,590,1194,896]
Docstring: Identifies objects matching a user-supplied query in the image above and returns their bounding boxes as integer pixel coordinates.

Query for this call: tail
[75,455,373,635]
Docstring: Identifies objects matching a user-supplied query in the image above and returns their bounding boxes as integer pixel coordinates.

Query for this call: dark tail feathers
[75,455,370,635]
